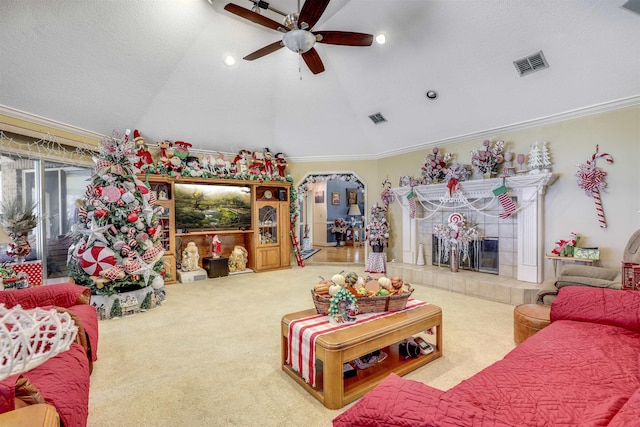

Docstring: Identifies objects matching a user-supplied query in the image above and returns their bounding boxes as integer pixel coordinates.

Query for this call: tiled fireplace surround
[387,173,556,305]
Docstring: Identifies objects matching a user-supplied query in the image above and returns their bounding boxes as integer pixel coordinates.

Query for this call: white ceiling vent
[513,51,549,77]
[368,113,387,124]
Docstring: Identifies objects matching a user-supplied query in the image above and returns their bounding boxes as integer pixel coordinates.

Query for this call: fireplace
[432,236,499,274]
[395,173,556,283]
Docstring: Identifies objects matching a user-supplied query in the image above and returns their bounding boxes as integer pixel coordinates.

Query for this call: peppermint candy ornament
[79,243,117,276]
[448,212,464,225]
[101,185,121,203]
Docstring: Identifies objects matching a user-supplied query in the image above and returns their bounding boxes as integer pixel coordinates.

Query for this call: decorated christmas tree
[67,130,167,298]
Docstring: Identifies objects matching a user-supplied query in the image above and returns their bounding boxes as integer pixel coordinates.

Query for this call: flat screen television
[174,183,252,231]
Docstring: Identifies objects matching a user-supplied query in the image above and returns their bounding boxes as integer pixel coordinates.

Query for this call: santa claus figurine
[211,235,222,258]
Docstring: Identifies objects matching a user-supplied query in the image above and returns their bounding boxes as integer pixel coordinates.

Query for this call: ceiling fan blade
[298,0,330,30]
[315,31,374,46]
[224,3,284,32]
[243,41,284,61]
[301,48,325,74]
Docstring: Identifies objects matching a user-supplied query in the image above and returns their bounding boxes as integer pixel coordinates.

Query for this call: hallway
[304,244,365,264]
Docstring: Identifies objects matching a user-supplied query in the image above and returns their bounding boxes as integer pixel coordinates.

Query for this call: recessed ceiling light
[375,33,386,45]
[223,55,236,67]
[425,90,438,100]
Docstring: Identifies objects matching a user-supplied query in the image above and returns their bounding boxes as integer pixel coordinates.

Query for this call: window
[0,155,92,279]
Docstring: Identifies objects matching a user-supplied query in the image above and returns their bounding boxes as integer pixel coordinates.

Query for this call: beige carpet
[88,264,516,426]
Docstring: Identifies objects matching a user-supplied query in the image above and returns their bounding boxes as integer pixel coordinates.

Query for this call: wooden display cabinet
[253,185,290,272]
[137,177,292,279]
[147,176,176,284]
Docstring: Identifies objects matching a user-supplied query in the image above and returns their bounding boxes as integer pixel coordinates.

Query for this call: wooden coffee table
[281,304,442,409]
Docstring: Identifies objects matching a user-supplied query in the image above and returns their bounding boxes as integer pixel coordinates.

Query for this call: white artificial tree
[541,141,552,171]
[527,142,543,174]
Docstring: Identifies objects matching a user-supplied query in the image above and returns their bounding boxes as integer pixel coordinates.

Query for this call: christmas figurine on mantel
[67,129,167,316]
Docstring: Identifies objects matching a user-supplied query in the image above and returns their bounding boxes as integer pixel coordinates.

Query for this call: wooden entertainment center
[144,175,292,282]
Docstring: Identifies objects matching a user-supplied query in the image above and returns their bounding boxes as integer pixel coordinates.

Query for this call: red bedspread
[334,287,640,427]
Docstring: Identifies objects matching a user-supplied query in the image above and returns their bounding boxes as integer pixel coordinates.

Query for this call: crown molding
[2,94,638,162]
[371,95,640,160]
[0,104,104,147]
[289,95,640,162]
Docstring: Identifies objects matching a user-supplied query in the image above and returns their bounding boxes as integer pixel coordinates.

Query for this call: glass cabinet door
[258,204,278,245]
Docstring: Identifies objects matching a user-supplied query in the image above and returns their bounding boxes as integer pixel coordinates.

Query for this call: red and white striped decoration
[576,145,613,229]
[142,243,164,262]
[79,244,117,276]
[100,265,125,281]
[124,257,142,274]
[111,164,125,176]
[78,206,87,221]
[95,159,113,170]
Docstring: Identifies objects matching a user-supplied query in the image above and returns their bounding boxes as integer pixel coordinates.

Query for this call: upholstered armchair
[536,229,640,305]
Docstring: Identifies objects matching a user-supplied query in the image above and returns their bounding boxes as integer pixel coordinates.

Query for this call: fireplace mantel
[393,172,557,283]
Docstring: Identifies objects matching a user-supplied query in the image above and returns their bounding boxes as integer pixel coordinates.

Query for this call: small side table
[202,256,229,278]
[345,228,365,247]
[545,254,596,276]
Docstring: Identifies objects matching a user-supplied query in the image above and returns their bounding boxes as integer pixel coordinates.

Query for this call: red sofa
[333,286,640,427]
[0,283,99,427]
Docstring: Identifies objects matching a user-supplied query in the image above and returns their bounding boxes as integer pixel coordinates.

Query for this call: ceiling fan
[224,0,374,74]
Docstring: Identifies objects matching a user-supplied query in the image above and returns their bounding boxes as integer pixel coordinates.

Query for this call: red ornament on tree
[127,213,139,222]
[147,227,156,235]
[94,209,107,218]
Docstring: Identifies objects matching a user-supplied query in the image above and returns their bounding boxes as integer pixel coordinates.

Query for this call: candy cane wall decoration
[575,145,613,228]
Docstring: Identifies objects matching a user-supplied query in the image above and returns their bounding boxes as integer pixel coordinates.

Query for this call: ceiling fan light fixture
[283,13,299,30]
[282,29,316,53]
[223,55,237,67]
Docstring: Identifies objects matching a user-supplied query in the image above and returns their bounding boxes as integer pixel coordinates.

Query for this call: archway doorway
[296,172,366,264]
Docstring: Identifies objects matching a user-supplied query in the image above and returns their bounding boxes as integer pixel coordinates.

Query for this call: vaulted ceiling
[1,0,638,161]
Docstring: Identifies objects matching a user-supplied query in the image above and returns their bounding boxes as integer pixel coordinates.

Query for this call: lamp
[348,204,362,227]
[348,204,362,217]
[0,227,11,245]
